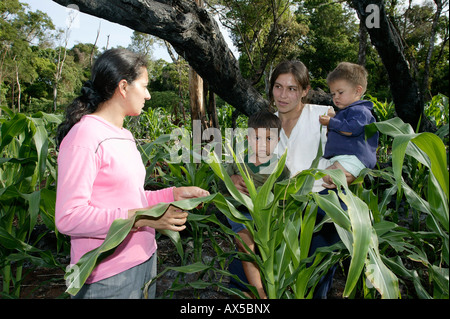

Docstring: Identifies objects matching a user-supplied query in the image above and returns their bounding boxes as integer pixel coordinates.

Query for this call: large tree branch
[351,0,426,130]
[51,0,267,116]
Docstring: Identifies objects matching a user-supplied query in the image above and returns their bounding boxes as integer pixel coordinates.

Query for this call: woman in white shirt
[229,60,341,299]
[272,61,344,298]
[269,60,334,191]
[231,61,335,193]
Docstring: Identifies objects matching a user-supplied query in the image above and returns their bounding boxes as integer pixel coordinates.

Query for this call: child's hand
[230,175,249,196]
[322,174,337,189]
[327,108,336,117]
[319,115,330,126]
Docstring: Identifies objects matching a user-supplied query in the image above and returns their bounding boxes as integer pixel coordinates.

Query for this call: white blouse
[275,104,333,192]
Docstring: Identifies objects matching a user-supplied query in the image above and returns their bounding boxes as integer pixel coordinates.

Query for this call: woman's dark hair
[268,60,310,105]
[56,48,148,149]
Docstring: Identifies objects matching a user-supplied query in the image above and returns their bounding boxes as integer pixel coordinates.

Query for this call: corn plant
[140,133,222,263]
[159,161,221,266]
[363,117,449,298]
[368,94,397,164]
[0,107,66,298]
[369,95,397,122]
[424,94,449,153]
[207,147,342,298]
[62,116,448,299]
[124,107,185,141]
[424,94,449,128]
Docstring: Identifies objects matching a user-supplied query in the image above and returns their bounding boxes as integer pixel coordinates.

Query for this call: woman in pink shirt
[55,48,209,299]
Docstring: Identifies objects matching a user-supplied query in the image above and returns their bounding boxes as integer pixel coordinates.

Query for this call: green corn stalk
[312,168,400,299]
[203,145,342,298]
[367,117,449,298]
[0,109,64,298]
[64,141,377,298]
[63,145,329,298]
[64,116,448,299]
[366,117,448,235]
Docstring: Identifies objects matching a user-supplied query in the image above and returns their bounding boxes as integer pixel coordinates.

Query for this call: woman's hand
[128,187,209,232]
[230,174,249,196]
[129,205,189,232]
[173,186,210,201]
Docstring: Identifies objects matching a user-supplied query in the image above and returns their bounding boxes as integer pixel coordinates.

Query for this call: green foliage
[294,0,359,85]
[425,94,449,146]
[60,113,448,299]
[370,94,397,122]
[208,145,336,298]
[361,117,449,299]
[369,94,397,164]
[0,107,68,298]
[1,0,55,111]
[124,107,185,141]
[1,94,448,299]
[217,103,248,129]
[222,0,306,87]
[2,0,449,299]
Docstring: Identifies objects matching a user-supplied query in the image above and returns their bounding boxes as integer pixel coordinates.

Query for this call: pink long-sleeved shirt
[55,115,174,283]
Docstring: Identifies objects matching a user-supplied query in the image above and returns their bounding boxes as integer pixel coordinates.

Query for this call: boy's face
[329,79,362,109]
[248,128,279,163]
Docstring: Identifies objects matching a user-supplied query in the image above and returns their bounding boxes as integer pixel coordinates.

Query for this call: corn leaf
[207,149,254,211]
[65,194,217,296]
[365,229,400,299]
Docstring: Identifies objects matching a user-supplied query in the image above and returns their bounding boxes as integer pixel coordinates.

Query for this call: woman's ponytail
[56,80,104,149]
[56,48,148,150]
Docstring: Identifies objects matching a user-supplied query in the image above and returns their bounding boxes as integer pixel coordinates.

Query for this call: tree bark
[188,0,219,130]
[421,0,444,100]
[189,67,205,123]
[350,0,426,130]
[358,21,367,66]
[51,0,267,116]
[189,0,204,129]
[14,59,21,112]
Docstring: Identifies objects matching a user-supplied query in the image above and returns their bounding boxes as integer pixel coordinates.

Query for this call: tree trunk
[189,0,219,132]
[350,0,427,131]
[0,48,9,115]
[358,21,368,66]
[51,0,267,116]
[205,81,219,129]
[15,61,21,113]
[54,13,72,112]
[189,67,205,125]
[54,44,67,112]
[421,0,443,100]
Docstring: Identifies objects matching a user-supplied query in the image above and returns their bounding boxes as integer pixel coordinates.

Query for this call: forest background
[1,0,448,122]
